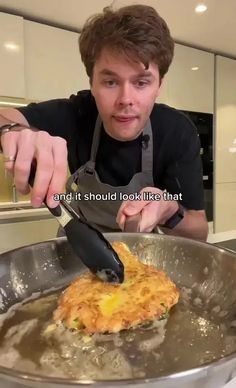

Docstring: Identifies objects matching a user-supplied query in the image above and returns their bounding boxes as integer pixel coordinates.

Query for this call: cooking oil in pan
[0,289,235,380]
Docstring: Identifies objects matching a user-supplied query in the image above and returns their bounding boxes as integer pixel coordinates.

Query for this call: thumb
[123,201,146,216]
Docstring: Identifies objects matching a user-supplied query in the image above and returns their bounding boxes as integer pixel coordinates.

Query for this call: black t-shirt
[17,90,204,210]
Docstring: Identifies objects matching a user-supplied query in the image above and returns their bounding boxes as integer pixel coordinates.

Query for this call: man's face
[91,48,162,141]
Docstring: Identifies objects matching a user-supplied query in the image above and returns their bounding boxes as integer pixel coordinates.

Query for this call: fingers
[14,129,36,194]
[116,209,126,231]
[117,201,158,232]
[30,131,55,207]
[46,137,68,208]
[116,194,147,230]
[117,187,164,231]
[1,131,19,175]
[138,201,160,232]
[1,128,68,208]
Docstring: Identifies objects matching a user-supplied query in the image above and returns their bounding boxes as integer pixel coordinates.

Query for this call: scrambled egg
[53,242,179,334]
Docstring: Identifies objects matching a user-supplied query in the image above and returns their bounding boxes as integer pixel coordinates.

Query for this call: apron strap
[90,115,102,163]
[66,115,102,189]
[82,115,102,174]
[141,118,153,174]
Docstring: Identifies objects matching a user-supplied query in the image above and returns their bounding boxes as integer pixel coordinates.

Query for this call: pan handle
[124,213,141,232]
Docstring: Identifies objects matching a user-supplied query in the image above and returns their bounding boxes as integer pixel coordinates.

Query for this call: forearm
[0,110,30,128]
[0,111,30,150]
[160,210,208,241]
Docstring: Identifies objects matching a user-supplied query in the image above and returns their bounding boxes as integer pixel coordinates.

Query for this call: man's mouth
[113,115,138,123]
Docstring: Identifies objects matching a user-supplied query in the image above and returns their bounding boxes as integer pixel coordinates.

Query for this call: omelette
[53,242,179,334]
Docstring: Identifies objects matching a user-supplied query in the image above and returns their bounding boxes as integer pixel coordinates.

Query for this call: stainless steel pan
[0,234,235,388]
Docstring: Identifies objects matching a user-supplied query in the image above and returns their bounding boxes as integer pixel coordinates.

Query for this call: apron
[60,115,154,233]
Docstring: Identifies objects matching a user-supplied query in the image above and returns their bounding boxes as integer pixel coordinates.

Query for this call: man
[0,5,208,240]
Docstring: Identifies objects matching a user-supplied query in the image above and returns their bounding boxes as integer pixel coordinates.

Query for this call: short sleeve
[17,98,77,142]
[16,91,98,174]
[163,123,205,210]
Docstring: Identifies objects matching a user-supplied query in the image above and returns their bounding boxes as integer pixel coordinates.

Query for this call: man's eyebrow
[134,71,153,78]
[99,69,118,76]
[99,69,154,78]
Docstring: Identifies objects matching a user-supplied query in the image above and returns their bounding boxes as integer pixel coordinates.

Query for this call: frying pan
[0,233,235,388]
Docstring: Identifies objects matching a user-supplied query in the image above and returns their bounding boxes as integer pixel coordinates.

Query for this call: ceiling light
[195,4,207,13]
[191,66,199,71]
[4,42,20,52]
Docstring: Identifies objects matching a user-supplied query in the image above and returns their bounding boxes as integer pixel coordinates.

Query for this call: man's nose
[117,84,133,106]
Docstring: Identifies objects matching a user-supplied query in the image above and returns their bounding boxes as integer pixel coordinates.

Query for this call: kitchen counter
[0,200,31,209]
[0,202,236,255]
[0,207,51,222]
[0,201,59,253]
[214,239,236,252]
[0,201,50,223]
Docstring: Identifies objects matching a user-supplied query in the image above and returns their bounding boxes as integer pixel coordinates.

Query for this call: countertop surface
[0,201,51,222]
[214,239,236,252]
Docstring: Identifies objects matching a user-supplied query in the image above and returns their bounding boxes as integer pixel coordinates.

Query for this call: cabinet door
[0,12,25,98]
[24,21,89,101]
[215,56,236,184]
[166,44,214,113]
[214,56,236,232]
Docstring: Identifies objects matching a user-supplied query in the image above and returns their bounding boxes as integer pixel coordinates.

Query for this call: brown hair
[79,4,174,82]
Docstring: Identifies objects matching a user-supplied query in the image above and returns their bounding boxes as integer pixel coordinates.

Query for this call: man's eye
[104,80,117,87]
[136,80,149,88]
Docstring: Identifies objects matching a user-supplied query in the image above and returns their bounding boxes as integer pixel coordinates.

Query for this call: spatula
[28,165,124,284]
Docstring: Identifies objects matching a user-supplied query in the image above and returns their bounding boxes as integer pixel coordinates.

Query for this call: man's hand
[116,187,178,232]
[116,186,208,241]
[1,128,68,208]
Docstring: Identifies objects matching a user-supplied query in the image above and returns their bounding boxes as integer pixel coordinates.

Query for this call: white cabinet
[161,44,214,113]
[215,56,236,184]
[214,56,236,232]
[0,12,25,98]
[24,21,89,101]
